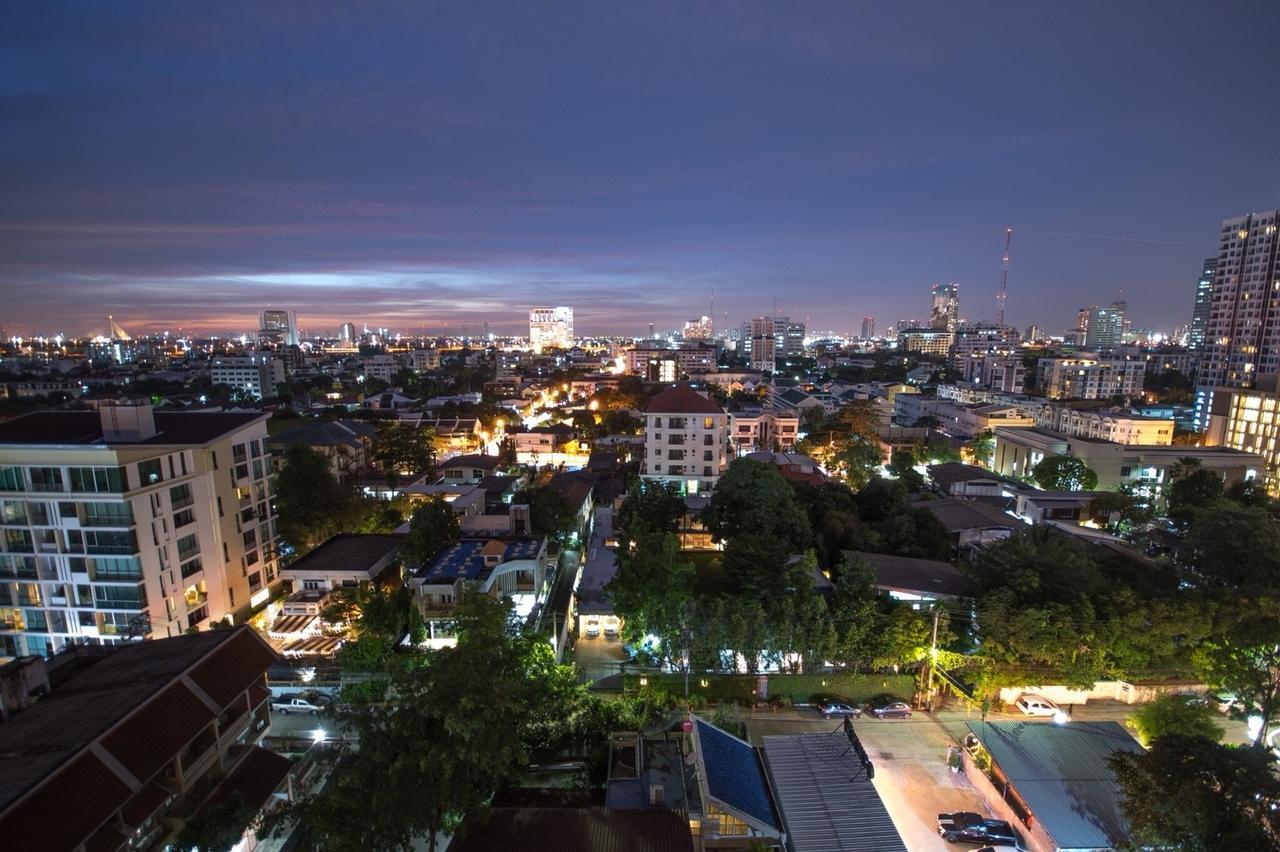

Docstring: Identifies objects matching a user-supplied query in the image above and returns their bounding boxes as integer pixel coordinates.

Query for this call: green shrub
[622,672,914,704]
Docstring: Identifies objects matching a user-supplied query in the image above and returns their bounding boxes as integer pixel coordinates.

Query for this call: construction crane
[995,227,1012,328]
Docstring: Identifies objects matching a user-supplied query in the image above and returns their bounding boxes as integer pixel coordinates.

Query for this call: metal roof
[762,733,907,852]
[859,551,976,599]
[692,717,780,832]
[966,720,1143,850]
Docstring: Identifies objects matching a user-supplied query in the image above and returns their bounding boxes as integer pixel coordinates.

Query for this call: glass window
[170,483,193,509]
[177,533,200,562]
[85,530,138,555]
[0,467,22,492]
[1,501,27,524]
[68,467,126,493]
[29,468,64,492]
[137,459,163,485]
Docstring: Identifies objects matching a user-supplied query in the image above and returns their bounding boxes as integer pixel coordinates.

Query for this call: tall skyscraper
[258,309,298,346]
[339,322,356,343]
[860,317,875,339]
[1196,210,1280,429]
[740,316,803,360]
[1188,258,1215,353]
[528,306,574,352]
[930,283,959,332]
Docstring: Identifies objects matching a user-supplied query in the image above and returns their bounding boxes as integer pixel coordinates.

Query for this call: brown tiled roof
[187,626,279,707]
[100,681,216,781]
[211,747,293,812]
[0,752,132,851]
[644,383,723,415]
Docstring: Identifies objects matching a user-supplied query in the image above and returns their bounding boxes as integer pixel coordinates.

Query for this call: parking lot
[745,706,986,852]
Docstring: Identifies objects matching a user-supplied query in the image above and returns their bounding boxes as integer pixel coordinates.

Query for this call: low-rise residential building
[963,721,1143,852]
[1037,355,1145,400]
[919,497,1021,553]
[926,462,1019,498]
[0,404,280,658]
[1032,402,1173,445]
[279,533,402,594]
[409,535,549,647]
[0,627,285,852]
[641,384,729,494]
[438,453,504,485]
[728,409,800,454]
[360,354,402,382]
[857,551,976,604]
[992,426,1263,495]
[268,419,380,484]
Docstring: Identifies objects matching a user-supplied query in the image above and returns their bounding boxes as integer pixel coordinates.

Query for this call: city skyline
[3,3,1279,336]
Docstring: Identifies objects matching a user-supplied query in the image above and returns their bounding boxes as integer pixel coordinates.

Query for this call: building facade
[529,306,575,352]
[209,354,286,400]
[898,328,954,356]
[1032,403,1173,445]
[1207,376,1280,495]
[860,316,875,339]
[728,410,800,454]
[641,384,729,494]
[0,405,280,658]
[1084,303,1126,350]
[1037,355,1145,400]
[1194,210,1280,429]
[259,309,299,346]
[930,283,959,332]
[1189,257,1216,353]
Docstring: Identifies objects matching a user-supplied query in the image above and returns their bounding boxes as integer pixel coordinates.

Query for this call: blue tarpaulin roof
[693,717,779,831]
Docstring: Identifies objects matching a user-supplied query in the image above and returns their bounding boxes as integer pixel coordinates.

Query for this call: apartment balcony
[178,739,219,788]
[218,709,253,751]
[185,591,209,611]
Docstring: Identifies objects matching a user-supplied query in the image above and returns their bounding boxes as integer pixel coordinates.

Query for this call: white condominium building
[1037,355,1145,400]
[641,384,729,494]
[0,404,280,658]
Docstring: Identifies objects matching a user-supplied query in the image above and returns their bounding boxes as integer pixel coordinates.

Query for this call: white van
[1015,694,1059,717]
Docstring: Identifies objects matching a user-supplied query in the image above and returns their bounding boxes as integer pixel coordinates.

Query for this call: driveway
[745,707,986,851]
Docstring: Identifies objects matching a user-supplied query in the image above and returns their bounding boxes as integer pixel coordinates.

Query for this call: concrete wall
[960,750,1056,852]
[997,680,1207,707]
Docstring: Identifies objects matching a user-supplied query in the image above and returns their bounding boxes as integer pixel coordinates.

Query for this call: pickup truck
[937,812,1020,846]
[271,697,324,716]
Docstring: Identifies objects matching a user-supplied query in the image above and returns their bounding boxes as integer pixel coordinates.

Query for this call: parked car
[936,812,1020,845]
[974,846,1022,852]
[868,700,912,719]
[271,697,324,716]
[584,616,600,638]
[1014,694,1059,717]
[818,701,861,718]
[1214,691,1245,715]
[603,620,619,639]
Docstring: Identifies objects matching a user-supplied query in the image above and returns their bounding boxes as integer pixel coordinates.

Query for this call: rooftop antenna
[996,227,1012,328]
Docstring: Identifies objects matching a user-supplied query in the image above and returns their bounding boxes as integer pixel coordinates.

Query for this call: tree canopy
[1110,734,1280,851]
[274,443,355,553]
[1031,454,1098,491]
[699,458,811,551]
[399,497,461,568]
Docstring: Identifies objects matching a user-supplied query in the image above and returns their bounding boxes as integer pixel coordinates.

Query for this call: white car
[603,621,618,639]
[583,617,600,638]
[1015,694,1059,717]
[271,697,323,716]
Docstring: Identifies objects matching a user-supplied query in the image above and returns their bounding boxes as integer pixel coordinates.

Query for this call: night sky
[3,2,1278,338]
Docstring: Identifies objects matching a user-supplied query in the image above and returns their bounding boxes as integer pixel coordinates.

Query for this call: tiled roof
[926,462,1014,488]
[644,383,723,415]
[920,497,1020,532]
[693,717,780,831]
[442,453,504,470]
[859,551,976,598]
[966,721,1143,849]
[270,419,377,448]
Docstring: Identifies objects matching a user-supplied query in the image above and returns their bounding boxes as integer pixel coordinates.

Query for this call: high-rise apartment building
[339,321,356,343]
[739,316,804,363]
[1084,303,1126,350]
[641,384,729,494]
[0,404,281,658]
[528,306,574,352]
[210,353,286,400]
[1196,209,1280,432]
[860,317,875,339]
[744,317,778,371]
[258,309,298,346]
[930,283,959,332]
[1188,258,1216,353]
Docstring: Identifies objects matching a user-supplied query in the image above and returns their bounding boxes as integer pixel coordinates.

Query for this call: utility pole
[920,605,942,710]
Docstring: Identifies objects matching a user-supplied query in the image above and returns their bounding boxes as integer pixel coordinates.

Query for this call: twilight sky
[3,2,1278,338]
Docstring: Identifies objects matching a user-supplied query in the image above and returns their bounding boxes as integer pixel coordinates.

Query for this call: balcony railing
[181,742,218,786]
[218,710,252,750]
